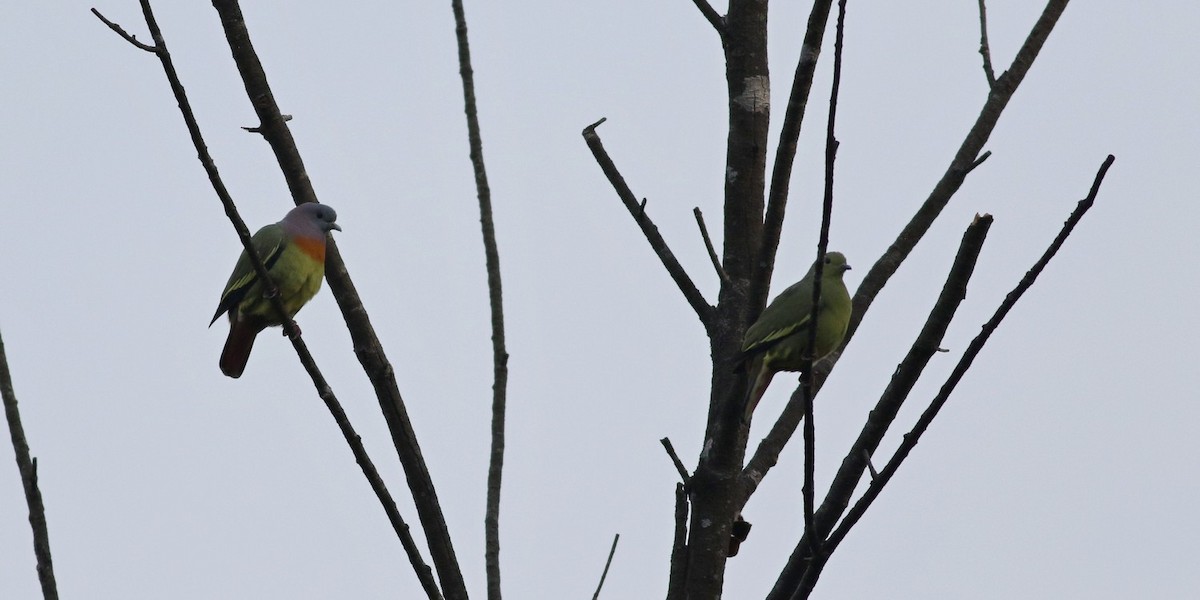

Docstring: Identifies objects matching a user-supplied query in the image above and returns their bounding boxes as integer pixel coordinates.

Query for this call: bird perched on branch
[210,203,341,378]
[740,251,852,420]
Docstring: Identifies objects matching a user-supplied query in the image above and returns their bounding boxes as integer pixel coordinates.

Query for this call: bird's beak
[329,223,342,232]
[844,264,852,271]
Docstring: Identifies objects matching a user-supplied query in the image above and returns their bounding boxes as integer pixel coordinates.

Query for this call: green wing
[742,277,817,354]
[209,224,287,325]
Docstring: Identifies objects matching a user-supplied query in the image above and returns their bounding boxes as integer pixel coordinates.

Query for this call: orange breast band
[292,235,327,263]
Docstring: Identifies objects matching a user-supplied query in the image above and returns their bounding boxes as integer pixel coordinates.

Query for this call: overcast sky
[3,1,1198,598]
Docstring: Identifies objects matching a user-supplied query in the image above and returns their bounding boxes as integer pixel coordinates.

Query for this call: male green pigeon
[210,203,341,378]
[740,252,852,420]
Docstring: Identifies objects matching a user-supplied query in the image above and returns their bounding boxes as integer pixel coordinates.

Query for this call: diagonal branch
[448,0,510,598]
[694,208,731,286]
[95,4,444,599]
[844,0,1072,348]
[1,331,59,600]
[768,213,994,600]
[583,119,716,330]
[688,0,725,35]
[821,155,1114,558]
[751,0,836,314]
[205,3,470,598]
[91,8,157,52]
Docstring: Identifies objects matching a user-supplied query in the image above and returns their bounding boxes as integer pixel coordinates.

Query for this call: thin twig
[822,155,1115,558]
[752,0,836,314]
[1,331,59,600]
[206,3,469,598]
[582,119,716,329]
[660,437,692,485]
[591,534,621,600]
[689,0,725,35]
[694,208,731,286]
[98,5,443,599]
[977,0,998,88]
[90,8,157,52]
[448,1,509,598]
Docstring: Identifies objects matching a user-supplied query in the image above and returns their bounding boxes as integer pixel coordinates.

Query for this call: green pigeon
[740,252,852,420]
[210,203,341,378]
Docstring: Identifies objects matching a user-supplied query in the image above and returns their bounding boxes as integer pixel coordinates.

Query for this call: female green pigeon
[740,252,852,420]
[210,203,341,378]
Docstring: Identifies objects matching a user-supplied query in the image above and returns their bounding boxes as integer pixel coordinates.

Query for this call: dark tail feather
[743,358,773,422]
[220,319,263,378]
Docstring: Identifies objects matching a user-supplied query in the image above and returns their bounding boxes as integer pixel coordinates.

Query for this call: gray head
[281,203,341,237]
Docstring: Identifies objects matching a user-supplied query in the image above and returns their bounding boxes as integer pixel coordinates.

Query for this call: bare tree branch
[977,0,998,88]
[90,8,156,52]
[820,155,1114,559]
[844,0,1072,349]
[799,0,848,556]
[582,119,716,329]
[203,3,471,598]
[590,534,621,600]
[677,1,778,594]
[689,0,725,35]
[741,0,1074,504]
[751,0,835,314]
[694,208,730,286]
[96,4,444,599]
[1,331,59,600]
[446,1,509,598]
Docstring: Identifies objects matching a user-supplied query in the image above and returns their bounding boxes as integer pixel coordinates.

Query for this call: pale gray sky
[3,1,1197,598]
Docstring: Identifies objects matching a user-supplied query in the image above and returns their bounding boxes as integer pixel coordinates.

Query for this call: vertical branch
[448,1,509,599]
[206,3,470,598]
[1,331,59,600]
[682,0,772,597]
[800,0,847,558]
[753,0,835,313]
